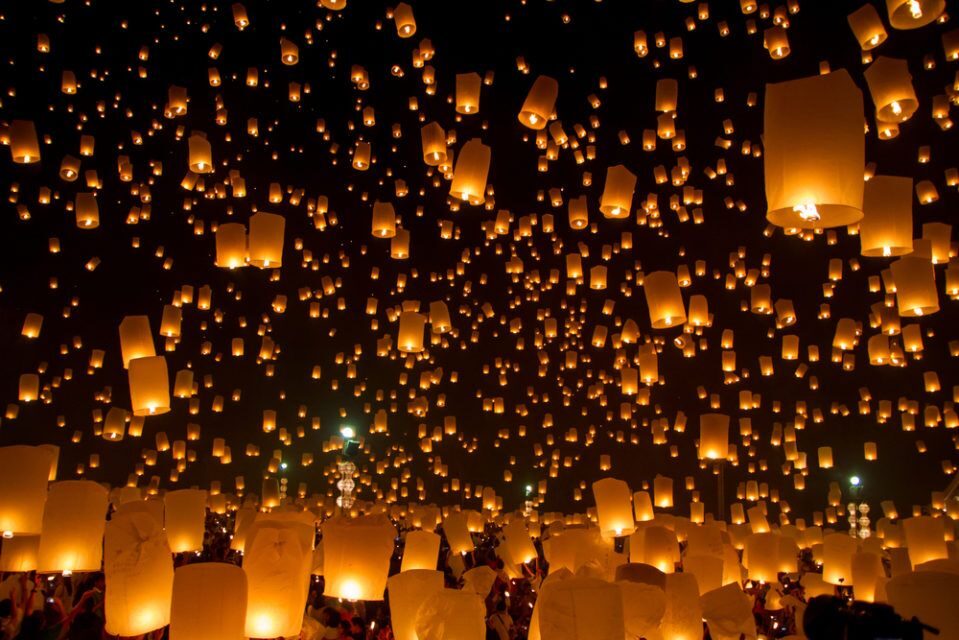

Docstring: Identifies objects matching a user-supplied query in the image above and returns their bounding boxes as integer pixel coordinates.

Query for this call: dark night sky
[1,0,957,520]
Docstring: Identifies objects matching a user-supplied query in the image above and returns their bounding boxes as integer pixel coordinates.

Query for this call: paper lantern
[372,200,397,238]
[592,478,636,537]
[0,445,55,536]
[902,516,948,565]
[661,573,702,640]
[743,532,781,582]
[518,75,558,130]
[851,551,884,602]
[9,120,40,163]
[323,514,395,600]
[890,256,939,316]
[442,512,474,554]
[600,165,636,219]
[429,301,451,333]
[104,511,175,636]
[415,589,487,640]
[823,533,858,585]
[642,525,680,573]
[214,222,247,268]
[75,192,100,228]
[534,576,624,640]
[401,530,440,572]
[128,355,171,416]
[764,26,790,59]
[187,132,213,173]
[248,212,285,268]
[860,176,913,257]
[243,522,312,637]
[388,569,444,640]
[502,519,537,564]
[18,374,38,402]
[848,4,888,49]
[449,138,490,205]
[644,271,686,329]
[764,70,864,229]
[170,563,247,640]
[37,481,108,573]
[420,122,447,166]
[655,78,678,113]
[455,72,481,114]
[119,315,156,368]
[398,311,427,353]
[653,475,673,508]
[886,571,959,639]
[886,0,945,29]
[393,2,416,37]
[0,535,39,572]
[699,413,729,460]
[633,491,654,522]
[164,489,208,553]
[864,57,917,123]
[568,195,589,229]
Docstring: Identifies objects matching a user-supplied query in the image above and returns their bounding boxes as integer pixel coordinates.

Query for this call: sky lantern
[187,132,213,173]
[764,70,864,229]
[518,76,558,130]
[248,212,285,268]
[128,355,171,416]
[37,480,108,573]
[119,315,156,368]
[644,271,687,328]
[164,489,208,553]
[449,139,491,205]
[170,562,247,640]
[0,445,55,537]
[864,57,918,123]
[860,176,914,257]
[401,530,440,572]
[848,4,888,49]
[455,72,482,114]
[885,0,945,29]
[243,522,313,637]
[394,3,416,38]
[600,165,636,219]
[592,478,636,537]
[9,120,40,163]
[698,413,729,460]
[890,256,939,316]
[323,514,395,601]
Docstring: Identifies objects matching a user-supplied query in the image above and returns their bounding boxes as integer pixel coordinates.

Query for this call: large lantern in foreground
[243,522,313,638]
[0,445,55,537]
[389,570,444,640]
[764,70,864,229]
[164,489,208,553]
[37,481,108,573]
[592,478,636,537]
[104,511,175,636]
[323,515,395,601]
[170,562,247,640]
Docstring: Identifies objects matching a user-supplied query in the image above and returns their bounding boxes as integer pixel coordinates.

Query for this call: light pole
[847,475,871,539]
[336,426,359,514]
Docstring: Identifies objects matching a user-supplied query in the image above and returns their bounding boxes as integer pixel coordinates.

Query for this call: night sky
[1,0,958,521]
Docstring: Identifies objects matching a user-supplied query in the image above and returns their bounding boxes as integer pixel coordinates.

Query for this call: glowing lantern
[398,311,427,353]
[0,535,39,572]
[764,26,790,59]
[764,70,864,229]
[18,374,38,402]
[75,192,100,228]
[104,511,175,636]
[600,165,636,219]
[248,212,285,268]
[420,122,447,166]
[661,573,702,640]
[215,223,247,268]
[860,176,913,257]
[455,72,481,114]
[323,515,395,600]
[502,519,537,564]
[279,37,298,64]
[36,481,107,573]
[164,489,208,553]
[654,475,674,508]
[848,4,888,49]
[902,516,947,565]
[243,522,313,637]
[170,562,247,640]
[592,478,636,537]
[188,132,213,173]
[533,576,624,640]
[518,76,559,130]
[129,355,171,416]
[568,195,589,229]
[822,533,858,585]
[372,200,397,238]
[415,589,487,640]
[442,512,474,554]
[0,445,55,536]
[644,271,686,328]
[394,3,416,37]
[388,569,444,640]
[890,256,939,316]
[633,491,654,522]
[119,315,156,368]
[864,57,918,123]
[743,532,781,582]
[698,413,729,460]
[9,120,40,163]
[401,530,440,572]
[886,0,945,29]
[449,138,491,205]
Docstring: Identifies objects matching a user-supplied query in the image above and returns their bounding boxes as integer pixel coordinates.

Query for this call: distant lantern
[371,201,397,238]
[0,445,56,537]
[644,271,687,329]
[864,57,917,123]
[279,37,298,64]
[128,355,171,416]
[886,0,945,30]
[232,3,249,29]
[164,489,208,553]
[215,222,248,268]
[890,256,939,316]
[353,141,372,170]
[398,311,427,353]
[104,511,175,636]
[848,4,888,49]
[323,515,395,601]
[591,478,636,537]
[764,26,791,59]
[449,139,491,205]
[518,76,559,130]
[394,3,416,37]
[653,475,674,508]
[655,78,678,113]
[75,192,100,228]
[764,70,864,229]
[699,413,730,460]
[243,522,313,638]
[401,530,440,572]
[568,195,589,229]
[171,562,247,640]
[600,165,636,219]
[37,481,108,573]
[429,301,452,333]
[188,132,213,173]
[248,212,285,268]
[860,176,913,257]
[420,123,447,166]
[456,73,481,114]
[9,120,41,163]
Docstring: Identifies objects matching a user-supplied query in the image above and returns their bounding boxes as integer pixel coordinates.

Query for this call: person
[0,599,18,640]
[487,599,513,640]
[317,607,341,640]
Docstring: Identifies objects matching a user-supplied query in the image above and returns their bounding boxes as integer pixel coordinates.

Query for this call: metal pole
[717,461,725,521]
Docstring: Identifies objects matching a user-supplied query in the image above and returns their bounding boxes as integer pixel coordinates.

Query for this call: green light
[849,475,860,487]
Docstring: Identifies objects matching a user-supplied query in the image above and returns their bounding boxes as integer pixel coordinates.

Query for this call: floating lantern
[518,76,559,130]
[37,481,108,573]
[592,478,636,537]
[0,445,55,536]
[248,212,285,268]
[860,176,913,257]
[323,515,395,600]
[128,355,171,416]
[164,489,208,553]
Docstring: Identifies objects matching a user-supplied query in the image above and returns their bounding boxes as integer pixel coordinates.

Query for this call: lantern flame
[793,201,820,222]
